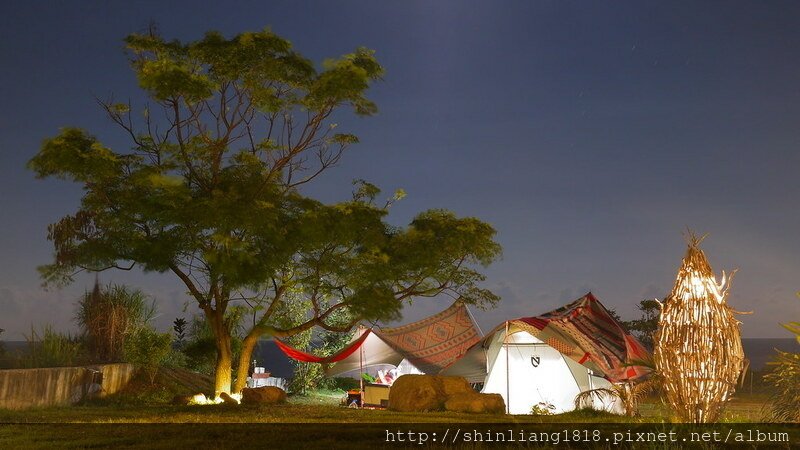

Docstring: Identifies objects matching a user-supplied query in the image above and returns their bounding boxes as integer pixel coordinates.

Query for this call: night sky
[1,1,798,339]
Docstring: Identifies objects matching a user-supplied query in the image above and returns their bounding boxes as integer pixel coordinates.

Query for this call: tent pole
[359,332,365,408]
[465,304,484,337]
[505,321,510,414]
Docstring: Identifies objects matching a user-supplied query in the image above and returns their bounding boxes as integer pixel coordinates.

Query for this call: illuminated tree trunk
[206,309,233,396]
[653,236,744,423]
[213,336,233,396]
[233,333,260,393]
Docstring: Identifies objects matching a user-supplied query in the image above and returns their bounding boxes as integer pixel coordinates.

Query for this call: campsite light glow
[653,235,745,423]
[188,393,242,405]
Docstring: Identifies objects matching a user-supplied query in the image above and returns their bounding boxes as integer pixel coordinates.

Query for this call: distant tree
[0,328,5,357]
[28,28,500,395]
[626,299,661,350]
[172,317,188,348]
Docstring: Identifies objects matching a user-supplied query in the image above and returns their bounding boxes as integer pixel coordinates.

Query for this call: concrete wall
[0,363,135,410]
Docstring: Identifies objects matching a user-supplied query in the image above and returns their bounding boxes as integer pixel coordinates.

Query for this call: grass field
[0,390,773,424]
[0,366,782,449]
[0,391,787,449]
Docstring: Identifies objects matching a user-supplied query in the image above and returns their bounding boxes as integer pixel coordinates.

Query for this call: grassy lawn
[0,391,786,449]
[0,391,772,424]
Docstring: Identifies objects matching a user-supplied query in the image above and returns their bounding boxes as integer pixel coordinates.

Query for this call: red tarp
[274,329,372,363]
[511,292,651,381]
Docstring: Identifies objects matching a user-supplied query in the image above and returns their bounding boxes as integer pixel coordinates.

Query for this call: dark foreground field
[1,391,790,449]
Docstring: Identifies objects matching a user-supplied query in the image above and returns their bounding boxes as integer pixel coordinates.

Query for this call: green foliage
[764,351,800,422]
[181,312,244,375]
[123,327,173,385]
[285,328,317,395]
[22,325,85,368]
[75,282,156,362]
[172,317,187,348]
[317,376,359,392]
[27,26,499,393]
[764,294,800,422]
[275,296,354,394]
[361,373,376,383]
[530,402,556,415]
[621,299,661,350]
[160,348,189,369]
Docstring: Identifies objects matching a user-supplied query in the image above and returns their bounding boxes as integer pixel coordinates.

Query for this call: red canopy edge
[274,329,372,363]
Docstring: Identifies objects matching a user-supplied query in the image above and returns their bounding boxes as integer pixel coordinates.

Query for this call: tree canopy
[29,28,501,394]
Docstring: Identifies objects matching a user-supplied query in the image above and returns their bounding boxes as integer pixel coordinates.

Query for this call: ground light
[653,234,745,423]
[188,393,243,405]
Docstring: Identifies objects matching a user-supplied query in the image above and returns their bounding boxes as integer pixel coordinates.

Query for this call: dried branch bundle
[653,235,744,423]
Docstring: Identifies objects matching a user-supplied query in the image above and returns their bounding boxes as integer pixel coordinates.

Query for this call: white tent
[441,293,650,415]
[323,326,426,379]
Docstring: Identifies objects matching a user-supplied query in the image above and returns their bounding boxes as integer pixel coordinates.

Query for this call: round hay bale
[388,375,446,412]
[444,392,505,414]
[241,386,287,405]
[438,376,473,397]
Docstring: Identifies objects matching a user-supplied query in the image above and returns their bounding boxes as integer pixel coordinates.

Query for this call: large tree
[29,29,500,394]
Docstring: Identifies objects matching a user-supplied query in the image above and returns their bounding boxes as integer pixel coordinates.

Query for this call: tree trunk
[214,333,233,396]
[206,308,233,396]
[233,333,260,393]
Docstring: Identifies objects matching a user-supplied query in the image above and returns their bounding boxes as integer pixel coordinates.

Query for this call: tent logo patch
[530,356,541,368]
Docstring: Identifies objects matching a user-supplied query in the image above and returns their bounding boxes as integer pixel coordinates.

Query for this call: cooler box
[363,383,390,408]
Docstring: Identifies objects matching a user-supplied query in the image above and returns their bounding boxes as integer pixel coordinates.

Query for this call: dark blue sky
[1,1,798,338]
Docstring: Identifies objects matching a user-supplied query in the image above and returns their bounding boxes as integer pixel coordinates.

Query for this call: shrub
[23,325,85,368]
[317,376,359,391]
[123,327,172,384]
[530,401,556,415]
[181,311,244,376]
[764,295,800,422]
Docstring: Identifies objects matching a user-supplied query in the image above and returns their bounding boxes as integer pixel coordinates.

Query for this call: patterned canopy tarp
[375,300,481,374]
[495,292,650,381]
[275,300,481,375]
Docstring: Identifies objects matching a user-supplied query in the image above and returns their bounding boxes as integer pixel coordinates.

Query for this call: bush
[317,376,359,391]
[764,297,800,422]
[181,312,244,376]
[161,348,189,369]
[123,327,172,384]
[22,325,85,368]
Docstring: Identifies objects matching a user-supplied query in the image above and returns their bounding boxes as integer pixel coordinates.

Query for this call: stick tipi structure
[653,234,745,423]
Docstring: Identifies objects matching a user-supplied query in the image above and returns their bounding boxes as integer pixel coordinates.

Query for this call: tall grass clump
[23,325,84,368]
[75,282,155,362]
[764,294,800,422]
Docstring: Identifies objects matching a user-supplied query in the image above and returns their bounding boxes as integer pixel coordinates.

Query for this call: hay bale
[444,392,505,414]
[439,376,473,396]
[241,386,287,405]
[388,375,482,412]
[388,375,446,412]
